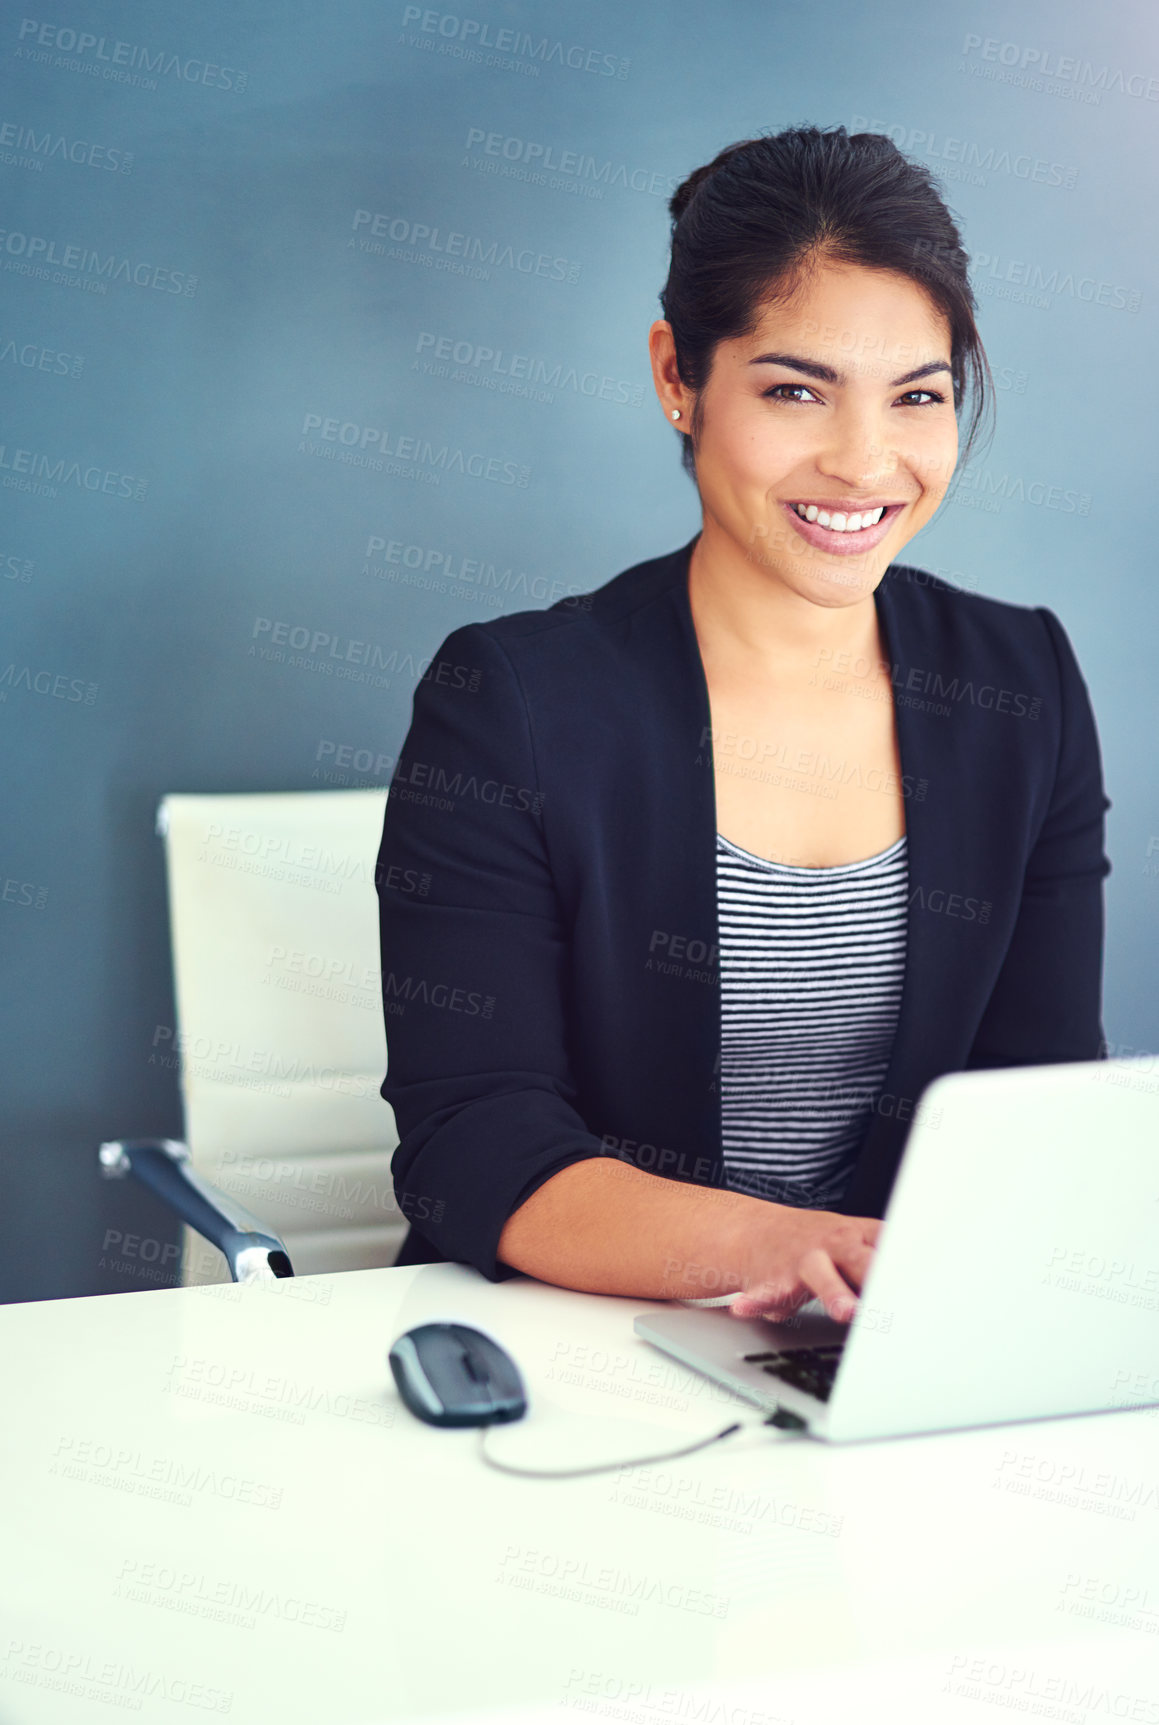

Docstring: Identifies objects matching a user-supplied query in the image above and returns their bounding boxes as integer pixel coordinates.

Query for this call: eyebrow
[747,352,953,387]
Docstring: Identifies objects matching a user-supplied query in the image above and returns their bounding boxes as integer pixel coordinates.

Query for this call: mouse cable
[476,1406,806,1480]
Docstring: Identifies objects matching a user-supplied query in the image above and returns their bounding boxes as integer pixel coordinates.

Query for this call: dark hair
[660,124,993,481]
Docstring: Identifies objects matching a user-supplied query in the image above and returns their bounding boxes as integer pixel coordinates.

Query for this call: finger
[729,1301,802,1324]
[827,1234,878,1295]
[796,1248,861,1323]
[728,1281,810,1322]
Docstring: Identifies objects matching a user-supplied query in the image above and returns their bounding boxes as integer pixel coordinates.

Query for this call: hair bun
[668,138,755,223]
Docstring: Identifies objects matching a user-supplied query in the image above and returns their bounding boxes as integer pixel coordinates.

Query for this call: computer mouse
[388,1322,528,1427]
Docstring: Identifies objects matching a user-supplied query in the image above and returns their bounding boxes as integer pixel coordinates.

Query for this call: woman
[375,125,1111,1327]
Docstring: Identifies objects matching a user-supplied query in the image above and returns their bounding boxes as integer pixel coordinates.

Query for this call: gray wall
[3,0,1157,1302]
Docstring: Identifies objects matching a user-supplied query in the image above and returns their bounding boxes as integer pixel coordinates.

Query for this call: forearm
[496,1156,766,1299]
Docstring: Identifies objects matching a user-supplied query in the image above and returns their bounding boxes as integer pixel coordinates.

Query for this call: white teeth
[793,504,886,532]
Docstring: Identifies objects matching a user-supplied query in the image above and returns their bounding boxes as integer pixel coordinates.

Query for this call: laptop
[634,1057,1159,1442]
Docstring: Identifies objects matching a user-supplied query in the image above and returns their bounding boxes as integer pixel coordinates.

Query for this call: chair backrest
[157,790,404,1282]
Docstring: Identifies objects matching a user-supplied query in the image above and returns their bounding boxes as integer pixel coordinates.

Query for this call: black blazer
[375,534,1112,1280]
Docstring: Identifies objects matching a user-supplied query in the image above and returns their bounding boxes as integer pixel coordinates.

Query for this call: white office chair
[99,790,406,1283]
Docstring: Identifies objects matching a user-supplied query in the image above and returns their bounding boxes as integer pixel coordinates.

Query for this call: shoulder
[881,560,1072,672]
[421,540,691,670]
[881,562,1101,748]
[425,544,1083,697]
[882,559,1041,626]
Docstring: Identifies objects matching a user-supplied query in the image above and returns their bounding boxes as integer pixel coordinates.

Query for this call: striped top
[716,830,908,1209]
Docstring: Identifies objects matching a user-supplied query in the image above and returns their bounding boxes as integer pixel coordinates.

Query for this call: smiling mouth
[788,502,904,534]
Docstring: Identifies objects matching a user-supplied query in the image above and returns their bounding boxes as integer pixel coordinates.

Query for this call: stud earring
[671,409,682,421]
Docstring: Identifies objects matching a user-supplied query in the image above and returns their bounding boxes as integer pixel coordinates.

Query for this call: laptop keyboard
[742,1344,846,1403]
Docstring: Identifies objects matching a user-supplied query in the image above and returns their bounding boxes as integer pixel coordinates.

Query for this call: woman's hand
[725,1203,881,1324]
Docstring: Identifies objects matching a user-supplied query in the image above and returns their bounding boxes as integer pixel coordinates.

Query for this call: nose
[807,389,903,486]
[813,405,900,493]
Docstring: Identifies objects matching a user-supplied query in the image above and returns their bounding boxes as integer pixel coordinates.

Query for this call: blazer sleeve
[375,620,609,1281]
[964,605,1112,1070]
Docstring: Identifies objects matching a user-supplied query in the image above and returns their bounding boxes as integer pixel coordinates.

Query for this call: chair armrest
[99,1138,295,1282]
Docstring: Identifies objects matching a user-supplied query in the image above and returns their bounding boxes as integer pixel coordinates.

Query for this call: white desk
[2,1262,1156,1725]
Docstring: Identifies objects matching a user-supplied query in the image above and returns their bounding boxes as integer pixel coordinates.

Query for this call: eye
[896,389,947,406]
[762,383,821,404]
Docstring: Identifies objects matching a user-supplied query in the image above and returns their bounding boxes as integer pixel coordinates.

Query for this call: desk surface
[2,1262,1157,1725]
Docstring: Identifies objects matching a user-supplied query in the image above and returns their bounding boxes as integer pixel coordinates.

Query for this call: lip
[789,498,902,513]
[780,500,906,557]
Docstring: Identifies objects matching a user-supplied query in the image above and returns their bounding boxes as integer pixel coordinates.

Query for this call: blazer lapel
[839,569,1003,1215]
[660,544,985,1218]
[836,570,957,1213]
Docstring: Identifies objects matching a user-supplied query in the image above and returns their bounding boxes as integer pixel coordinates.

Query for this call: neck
[687,519,888,673]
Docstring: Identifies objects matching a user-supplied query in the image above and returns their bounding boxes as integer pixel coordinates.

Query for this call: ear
[648,320,688,422]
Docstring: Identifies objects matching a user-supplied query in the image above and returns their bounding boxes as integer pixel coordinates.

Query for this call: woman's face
[650,259,960,604]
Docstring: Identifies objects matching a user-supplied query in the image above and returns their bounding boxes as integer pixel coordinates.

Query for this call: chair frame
[99,1138,294,1282]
